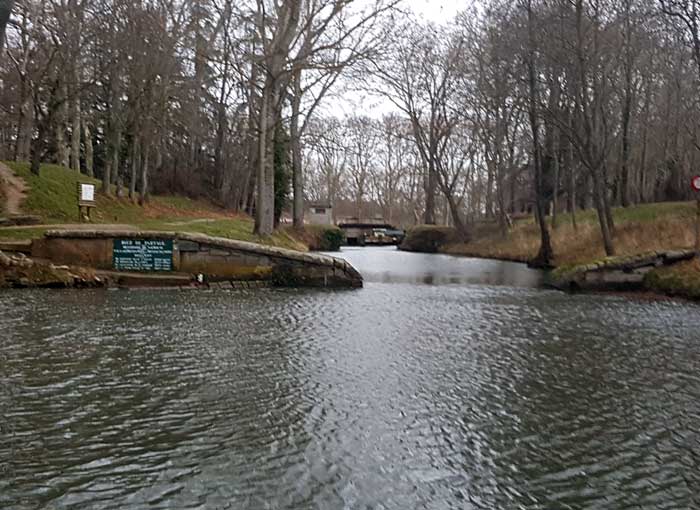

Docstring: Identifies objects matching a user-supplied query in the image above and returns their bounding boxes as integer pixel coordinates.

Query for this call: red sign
[693,176,700,192]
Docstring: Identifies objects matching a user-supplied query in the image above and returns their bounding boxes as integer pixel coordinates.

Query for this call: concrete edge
[43,229,350,271]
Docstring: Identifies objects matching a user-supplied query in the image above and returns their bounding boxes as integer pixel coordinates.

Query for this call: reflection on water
[1,250,699,509]
[328,246,543,287]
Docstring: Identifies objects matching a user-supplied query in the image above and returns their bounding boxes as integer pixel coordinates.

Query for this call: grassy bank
[402,202,700,300]
[0,162,309,250]
[440,202,697,266]
[644,258,700,300]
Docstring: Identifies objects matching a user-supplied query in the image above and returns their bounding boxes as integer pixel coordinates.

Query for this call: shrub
[293,225,345,251]
[319,226,345,251]
[400,225,464,253]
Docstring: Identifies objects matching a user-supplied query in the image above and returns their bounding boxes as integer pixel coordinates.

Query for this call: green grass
[7,162,102,221]
[644,258,700,300]
[0,162,306,251]
[0,228,49,240]
[5,162,227,223]
[542,201,695,227]
[418,199,700,269]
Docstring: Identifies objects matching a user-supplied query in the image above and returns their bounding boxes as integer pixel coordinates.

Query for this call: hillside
[0,162,307,250]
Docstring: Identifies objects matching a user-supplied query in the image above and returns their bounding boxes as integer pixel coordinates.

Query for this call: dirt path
[0,163,27,216]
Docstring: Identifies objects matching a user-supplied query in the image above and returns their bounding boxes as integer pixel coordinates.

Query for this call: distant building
[307,203,333,225]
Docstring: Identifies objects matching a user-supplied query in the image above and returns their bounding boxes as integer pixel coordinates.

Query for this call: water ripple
[1,274,700,509]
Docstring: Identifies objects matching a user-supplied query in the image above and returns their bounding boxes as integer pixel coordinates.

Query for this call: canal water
[1,247,699,509]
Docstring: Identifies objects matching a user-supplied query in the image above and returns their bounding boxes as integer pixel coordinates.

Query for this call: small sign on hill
[77,183,96,222]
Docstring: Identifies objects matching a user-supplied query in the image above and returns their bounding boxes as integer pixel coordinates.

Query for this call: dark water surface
[1,248,699,509]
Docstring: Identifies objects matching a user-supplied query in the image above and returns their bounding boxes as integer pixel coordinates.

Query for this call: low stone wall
[0,214,42,227]
[0,249,104,288]
[32,230,363,288]
[549,250,696,292]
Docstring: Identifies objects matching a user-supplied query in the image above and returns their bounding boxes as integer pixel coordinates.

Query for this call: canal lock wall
[25,230,363,289]
[548,250,696,292]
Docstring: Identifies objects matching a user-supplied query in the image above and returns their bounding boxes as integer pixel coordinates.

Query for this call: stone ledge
[0,215,42,227]
[44,229,339,268]
[41,229,363,288]
[549,250,696,292]
[0,240,32,254]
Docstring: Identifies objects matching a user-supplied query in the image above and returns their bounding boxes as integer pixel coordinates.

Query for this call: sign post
[692,176,700,257]
[77,183,97,222]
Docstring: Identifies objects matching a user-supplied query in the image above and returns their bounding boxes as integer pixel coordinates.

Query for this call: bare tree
[0,0,14,54]
[370,21,467,230]
[523,0,554,265]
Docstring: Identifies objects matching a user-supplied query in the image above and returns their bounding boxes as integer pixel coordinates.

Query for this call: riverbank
[400,202,700,301]
[0,162,343,252]
[0,249,105,288]
[0,228,362,290]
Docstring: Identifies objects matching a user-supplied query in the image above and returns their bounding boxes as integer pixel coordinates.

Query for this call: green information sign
[113,239,173,272]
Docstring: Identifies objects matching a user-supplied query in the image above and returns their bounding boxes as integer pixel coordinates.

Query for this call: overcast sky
[409,0,465,23]
[329,0,470,118]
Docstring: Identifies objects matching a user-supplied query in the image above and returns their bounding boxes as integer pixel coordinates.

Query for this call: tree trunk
[103,159,112,194]
[0,0,15,54]
[254,80,274,236]
[30,82,59,177]
[591,167,615,255]
[486,165,494,218]
[54,82,69,167]
[102,129,115,195]
[55,122,68,167]
[238,53,260,213]
[496,167,508,237]
[551,131,560,230]
[526,0,553,267]
[620,99,632,207]
[291,73,304,228]
[129,136,140,201]
[139,146,149,206]
[444,189,468,239]
[30,119,47,176]
[620,7,633,209]
[83,119,93,177]
[14,85,32,161]
[424,160,437,224]
[638,83,651,203]
[112,131,121,196]
[214,100,228,205]
[70,95,81,173]
[601,164,615,234]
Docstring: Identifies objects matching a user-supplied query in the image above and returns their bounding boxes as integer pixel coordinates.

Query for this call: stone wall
[549,250,696,292]
[32,230,363,288]
[0,249,104,288]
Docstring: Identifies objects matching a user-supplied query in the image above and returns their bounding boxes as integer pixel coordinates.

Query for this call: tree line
[307,0,700,264]
[0,0,395,235]
[1,1,700,262]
